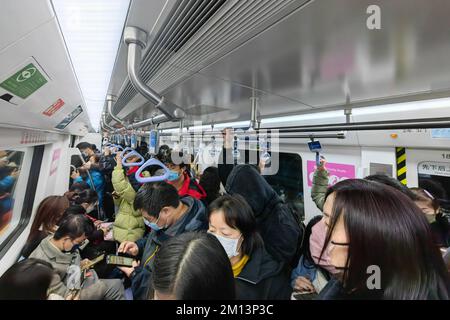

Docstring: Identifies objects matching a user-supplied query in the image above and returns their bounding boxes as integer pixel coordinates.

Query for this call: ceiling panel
[0,0,54,52]
[198,0,450,109]
[125,72,312,128]
[0,18,91,135]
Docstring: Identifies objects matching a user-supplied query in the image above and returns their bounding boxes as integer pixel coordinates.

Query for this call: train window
[264,152,304,223]
[0,149,25,239]
[0,146,41,255]
[418,161,450,218]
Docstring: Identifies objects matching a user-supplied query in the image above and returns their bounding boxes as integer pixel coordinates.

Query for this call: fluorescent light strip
[262,110,344,125]
[352,97,450,115]
[52,0,130,131]
[160,98,450,134]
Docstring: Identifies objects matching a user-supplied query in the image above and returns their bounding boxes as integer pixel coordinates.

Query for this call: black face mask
[62,239,80,254]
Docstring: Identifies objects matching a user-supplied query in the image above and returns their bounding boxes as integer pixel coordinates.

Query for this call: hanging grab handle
[122,150,145,167]
[135,158,170,183]
[120,147,135,158]
[110,145,124,154]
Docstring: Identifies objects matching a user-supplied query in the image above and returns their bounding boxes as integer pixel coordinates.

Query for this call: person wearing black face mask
[29,214,125,300]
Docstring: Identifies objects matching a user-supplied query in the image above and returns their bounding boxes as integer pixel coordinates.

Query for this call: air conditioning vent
[114,0,307,115]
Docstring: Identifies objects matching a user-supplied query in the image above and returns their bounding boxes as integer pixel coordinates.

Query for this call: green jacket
[112,166,146,243]
[311,168,329,211]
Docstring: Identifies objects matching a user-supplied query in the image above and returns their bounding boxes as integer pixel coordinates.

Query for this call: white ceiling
[0,0,93,135]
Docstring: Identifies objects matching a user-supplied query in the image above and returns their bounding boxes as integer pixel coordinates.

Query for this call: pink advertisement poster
[49,148,61,176]
[307,160,356,187]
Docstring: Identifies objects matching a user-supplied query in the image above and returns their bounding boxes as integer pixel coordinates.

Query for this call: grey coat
[29,236,124,300]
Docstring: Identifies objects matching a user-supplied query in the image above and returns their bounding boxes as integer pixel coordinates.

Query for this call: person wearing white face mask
[207,194,292,300]
[117,181,207,300]
[69,189,99,220]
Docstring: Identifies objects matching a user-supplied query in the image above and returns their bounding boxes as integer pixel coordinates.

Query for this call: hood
[180,196,208,232]
[225,165,281,218]
[126,166,139,176]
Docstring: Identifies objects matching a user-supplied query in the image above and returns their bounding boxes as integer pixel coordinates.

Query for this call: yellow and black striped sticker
[396,147,407,186]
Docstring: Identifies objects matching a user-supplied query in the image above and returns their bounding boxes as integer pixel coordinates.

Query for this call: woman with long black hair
[318,179,449,300]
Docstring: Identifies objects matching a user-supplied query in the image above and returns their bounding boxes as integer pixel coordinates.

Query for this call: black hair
[157,146,189,170]
[208,194,263,256]
[156,145,170,159]
[364,174,416,200]
[0,258,54,300]
[69,182,90,193]
[322,179,449,300]
[76,142,94,151]
[199,167,221,206]
[152,232,235,300]
[69,189,98,206]
[53,213,94,240]
[62,205,86,218]
[134,182,180,218]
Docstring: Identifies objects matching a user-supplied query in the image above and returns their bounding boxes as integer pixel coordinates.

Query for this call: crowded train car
[0,0,449,302]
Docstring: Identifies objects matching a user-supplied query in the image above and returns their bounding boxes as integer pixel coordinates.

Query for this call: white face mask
[210,232,242,258]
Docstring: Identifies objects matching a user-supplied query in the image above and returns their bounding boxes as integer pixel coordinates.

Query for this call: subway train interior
[0,0,449,302]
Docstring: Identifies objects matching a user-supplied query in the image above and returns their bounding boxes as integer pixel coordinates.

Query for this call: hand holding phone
[80,253,105,271]
[106,255,135,267]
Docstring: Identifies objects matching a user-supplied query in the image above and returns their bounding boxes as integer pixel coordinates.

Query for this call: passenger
[199,166,222,206]
[137,141,148,158]
[225,164,302,266]
[152,232,235,300]
[290,216,338,298]
[208,194,291,299]
[69,181,90,193]
[0,161,19,232]
[111,152,146,243]
[62,204,116,278]
[217,128,262,186]
[117,181,207,300]
[61,204,105,245]
[21,195,70,258]
[0,258,61,300]
[0,188,13,234]
[0,162,19,192]
[76,142,116,221]
[318,179,449,300]
[311,158,415,211]
[158,147,207,200]
[72,163,105,212]
[410,188,450,248]
[29,214,125,300]
[66,189,99,223]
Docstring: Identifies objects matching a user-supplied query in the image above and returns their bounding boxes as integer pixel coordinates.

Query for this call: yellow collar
[232,255,249,277]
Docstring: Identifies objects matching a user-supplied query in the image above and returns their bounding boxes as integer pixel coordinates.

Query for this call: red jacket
[177,171,206,200]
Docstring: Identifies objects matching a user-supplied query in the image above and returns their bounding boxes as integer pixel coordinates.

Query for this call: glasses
[331,241,350,246]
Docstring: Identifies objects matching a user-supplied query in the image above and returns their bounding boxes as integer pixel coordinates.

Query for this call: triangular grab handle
[122,150,145,167]
[135,158,170,183]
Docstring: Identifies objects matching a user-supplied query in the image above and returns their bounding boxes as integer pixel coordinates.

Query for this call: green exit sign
[0,63,48,99]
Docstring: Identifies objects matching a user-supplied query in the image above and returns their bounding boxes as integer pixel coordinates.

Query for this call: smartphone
[106,255,135,267]
[81,253,105,271]
[292,292,317,300]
